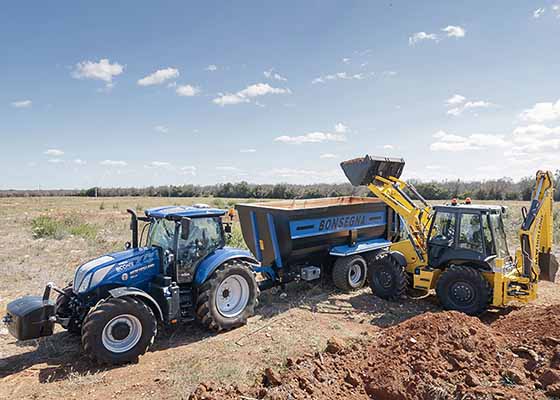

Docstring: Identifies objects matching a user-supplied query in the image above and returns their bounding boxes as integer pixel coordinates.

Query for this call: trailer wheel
[332,255,368,291]
[368,252,408,301]
[436,265,491,315]
[55,285,81,335]
[81,297,157,365]
[196,260,259,332]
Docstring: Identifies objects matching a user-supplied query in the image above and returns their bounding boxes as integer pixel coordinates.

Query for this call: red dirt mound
[189,305,560,400]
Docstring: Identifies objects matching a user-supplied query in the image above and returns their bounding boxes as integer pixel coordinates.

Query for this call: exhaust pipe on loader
[340,155,405,186]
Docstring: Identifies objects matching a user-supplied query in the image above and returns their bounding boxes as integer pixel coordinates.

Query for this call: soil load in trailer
[236,197,395,291]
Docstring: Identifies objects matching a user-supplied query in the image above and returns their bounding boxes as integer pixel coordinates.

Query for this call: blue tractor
[3,205,259,364]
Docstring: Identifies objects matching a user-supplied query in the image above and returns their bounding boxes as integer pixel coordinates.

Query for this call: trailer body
[236,196,394,288]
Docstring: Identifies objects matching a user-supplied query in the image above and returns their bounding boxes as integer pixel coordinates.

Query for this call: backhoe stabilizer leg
[538,251,559,282]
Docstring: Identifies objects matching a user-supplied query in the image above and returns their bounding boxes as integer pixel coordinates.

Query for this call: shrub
[69,223,98,240]
[31,216,65,239]
[226,224,248,250]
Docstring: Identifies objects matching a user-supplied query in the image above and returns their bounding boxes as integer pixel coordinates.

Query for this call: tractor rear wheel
[368,252,408,301]
[81,297,157,365]
[332,255,368,291]
[436,265,491,315]
[196,260,259,332]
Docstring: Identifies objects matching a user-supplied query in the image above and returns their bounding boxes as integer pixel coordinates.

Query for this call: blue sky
[1,1,560,189]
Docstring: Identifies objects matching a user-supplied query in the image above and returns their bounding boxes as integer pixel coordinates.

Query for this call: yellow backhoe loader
[340,155,558,314]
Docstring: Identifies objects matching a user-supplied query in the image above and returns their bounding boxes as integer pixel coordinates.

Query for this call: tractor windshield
[489,212,509,258]
[147,218,176,251]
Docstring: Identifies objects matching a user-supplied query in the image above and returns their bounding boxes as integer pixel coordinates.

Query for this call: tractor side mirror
[224,223,232,234]
[180,218,191,240]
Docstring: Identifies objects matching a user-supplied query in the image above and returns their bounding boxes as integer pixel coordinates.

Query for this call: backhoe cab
[341,155,557,315]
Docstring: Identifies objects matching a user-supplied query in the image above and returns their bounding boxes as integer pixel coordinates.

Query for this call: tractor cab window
[458,213,483,253]
[489,212,510,258]
[429,211,457,243]
[147,218,176,251]
[177,217,224,264]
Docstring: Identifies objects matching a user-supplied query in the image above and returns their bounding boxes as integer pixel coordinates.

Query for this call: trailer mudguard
[108,287,164,321]
[194,247,259,286]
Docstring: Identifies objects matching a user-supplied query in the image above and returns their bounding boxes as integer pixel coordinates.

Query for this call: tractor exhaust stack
[127,208,139,248]
[340,155,405,186]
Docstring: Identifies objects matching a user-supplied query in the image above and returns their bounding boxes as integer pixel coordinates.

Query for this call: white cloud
[137,68,179,86]
[383,71,397,77]
[430,130,508,152]
[320,153,337,159]
[442,25,466,38]
[181,166,196,175]
[274,131,347,145]
[509,124,560,155]
[445,95,494,116]
[264,68,287,81]
[409,32,438,45]
[154,125,169,134]
[334,122,349,133]
[383,144,394,150]
[205,64,218,71]
[11,100,32,108]
[240,148,257,153]
[519,99,560,123]
[73,159,86,165]
[533,7,546,18]
[44,149,64,156]
[72,59,124,82]
[176,84,200,97]
[263,168,341,181]
[213,83,291,106]
[446,94,466,106]
[312,72,366,84]
[48,158,63,164]
[216,166,241,172]
[147,161,172,169]
[100,160,127,166]
[342,58,351,64]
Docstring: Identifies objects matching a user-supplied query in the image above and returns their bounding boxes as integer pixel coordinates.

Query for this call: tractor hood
[73,247,160,295]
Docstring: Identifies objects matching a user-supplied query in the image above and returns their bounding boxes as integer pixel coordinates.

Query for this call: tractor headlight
[77,274,92,293]
[89,265,114,289]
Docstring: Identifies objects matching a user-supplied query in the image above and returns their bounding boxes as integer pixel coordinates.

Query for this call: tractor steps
[179,286,195,321]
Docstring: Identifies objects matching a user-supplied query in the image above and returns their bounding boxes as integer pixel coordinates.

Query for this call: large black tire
[196,260,259,332]
[81,297,157,365]
[436,265,492,315]
[55,285,81,335]
[332,255,368,291]
[368,252,408,301]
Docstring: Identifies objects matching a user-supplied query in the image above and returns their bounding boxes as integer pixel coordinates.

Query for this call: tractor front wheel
[332,255,368,291]
[436,265,491,315]
[196,260,259,332]
[81,297,157,365]
[368,252,408,301]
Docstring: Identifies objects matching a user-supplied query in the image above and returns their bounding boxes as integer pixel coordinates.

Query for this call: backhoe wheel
[436,265,492,315]
[332,255,368,291]
[81,297,157,365]
[55,285,81,335]
[196,260,259,332]
[368,252,408,301]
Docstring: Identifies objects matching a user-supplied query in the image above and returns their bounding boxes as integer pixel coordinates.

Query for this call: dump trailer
[236,196,395,291]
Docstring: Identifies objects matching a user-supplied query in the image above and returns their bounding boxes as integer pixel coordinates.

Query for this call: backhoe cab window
[430,212,456,242]
[458,213,483,253]
[489,212,510,258]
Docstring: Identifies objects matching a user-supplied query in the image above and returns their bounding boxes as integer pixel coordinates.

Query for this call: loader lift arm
[518,170,558,282]
[340,156,432,262]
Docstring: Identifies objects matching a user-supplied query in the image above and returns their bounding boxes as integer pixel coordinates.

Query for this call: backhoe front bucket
[340,155,405,186]
[539,252,559,282]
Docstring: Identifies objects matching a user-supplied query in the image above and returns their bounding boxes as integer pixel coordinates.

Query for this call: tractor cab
[427,204,510,270]
[142,206,228,284]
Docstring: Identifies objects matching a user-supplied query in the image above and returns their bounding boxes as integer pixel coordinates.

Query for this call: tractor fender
[108,287,164,321]
[194,247,259,286]
[388,250,407,267]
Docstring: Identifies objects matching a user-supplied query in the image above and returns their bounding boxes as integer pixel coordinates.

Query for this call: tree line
[2,171,560,201]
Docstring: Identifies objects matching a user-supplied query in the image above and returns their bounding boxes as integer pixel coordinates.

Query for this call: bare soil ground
[0,197,559,400]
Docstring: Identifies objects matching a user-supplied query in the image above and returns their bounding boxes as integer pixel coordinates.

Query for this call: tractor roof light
[451,198,458,206]
[465,197,472,204]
